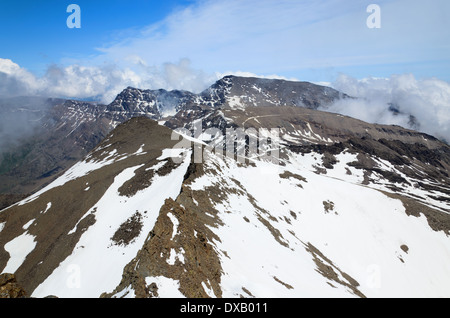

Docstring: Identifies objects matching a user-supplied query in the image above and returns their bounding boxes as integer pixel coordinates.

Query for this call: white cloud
[0,58,219,104]
[1,57,449,142]
[91,0,450,78]
[0,59,41,96]
[325,74,450,142]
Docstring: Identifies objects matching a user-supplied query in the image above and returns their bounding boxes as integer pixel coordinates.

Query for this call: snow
[112,285,135,298]
[41,202,52,214]
[32,149,192,298]
[167,248,185,265]
[2,232,37,274]
[227,96,245,109]
[282,134,301,143]
[144,276,185,298]
[188,149,450,298]
[201,281,216,298]
[158,148,187,161]
[318,151,364,184]
[22,219,35,230]
[16,195,40,207]
[167,212,179,240]
[146,160,166,171]
[134,144,145,155]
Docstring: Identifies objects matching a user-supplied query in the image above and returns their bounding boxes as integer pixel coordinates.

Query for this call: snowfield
[31,148,192,298]
[186,150,450,298]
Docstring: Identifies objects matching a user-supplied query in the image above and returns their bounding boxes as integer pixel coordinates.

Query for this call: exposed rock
[111,211,144,247]
[0,273,27,298]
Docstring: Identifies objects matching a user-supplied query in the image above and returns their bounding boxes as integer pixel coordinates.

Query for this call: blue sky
[0,0,449,98]
[0,0,195,75]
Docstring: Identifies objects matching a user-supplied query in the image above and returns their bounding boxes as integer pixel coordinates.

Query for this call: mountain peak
[107,75,347,122]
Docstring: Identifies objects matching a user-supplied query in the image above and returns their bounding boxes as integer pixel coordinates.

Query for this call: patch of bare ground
[305,242,366,298]
[323,200,338,215]
[400,244,409,253]
[118,158,181,197]
[379,190,450,235]
[0,194,30,211]
[111,211,144,246]
[279,171,307,188]
[273,276,294,290]
[241,287,255,298]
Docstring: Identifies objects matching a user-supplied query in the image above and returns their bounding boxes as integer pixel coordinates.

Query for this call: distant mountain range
[0,76,348,198]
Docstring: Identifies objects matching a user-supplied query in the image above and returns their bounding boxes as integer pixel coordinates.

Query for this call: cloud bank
[326,74,450,142]
[1,58,450,142]
[0,58,218,104]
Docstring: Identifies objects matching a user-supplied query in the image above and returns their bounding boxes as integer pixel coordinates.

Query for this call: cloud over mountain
[1,57,449,142]
[0,58,217,104]
[326,74,450,142]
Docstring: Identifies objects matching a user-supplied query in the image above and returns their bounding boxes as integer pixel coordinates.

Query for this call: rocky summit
[0,76,449,298]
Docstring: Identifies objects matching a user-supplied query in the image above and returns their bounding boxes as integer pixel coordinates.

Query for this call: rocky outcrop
[0,273,27,298]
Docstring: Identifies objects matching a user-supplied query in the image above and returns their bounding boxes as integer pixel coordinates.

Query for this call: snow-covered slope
[104,138,450,298]
[1,112,449,298]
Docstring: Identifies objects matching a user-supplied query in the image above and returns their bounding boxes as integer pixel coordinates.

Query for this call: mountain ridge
[0,75,350,199]
[1,115,449,298]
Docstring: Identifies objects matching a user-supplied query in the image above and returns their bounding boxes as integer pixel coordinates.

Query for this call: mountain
[0,76,347,204]
[108,76,346,118]
[0,102,449,298]
[0,98,112,198]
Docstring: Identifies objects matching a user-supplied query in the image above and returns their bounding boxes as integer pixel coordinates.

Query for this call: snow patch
[145,276,185,298]
[167,248,185,265]
[41,202,52,214]
[2,232,37,274]
[23,219,35,230]
[158,148,187,161]
[167,212,179,240]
